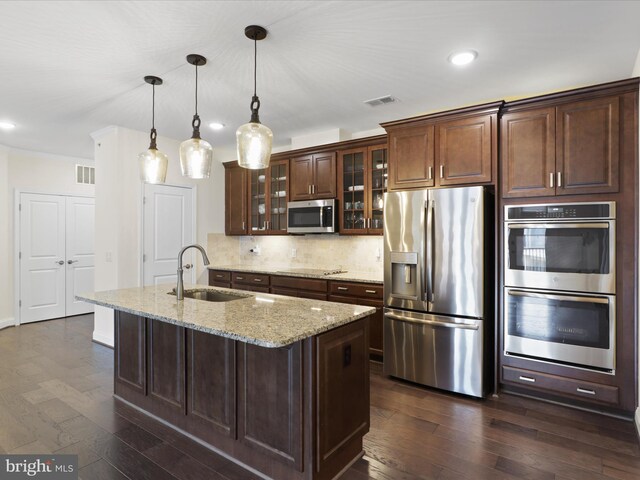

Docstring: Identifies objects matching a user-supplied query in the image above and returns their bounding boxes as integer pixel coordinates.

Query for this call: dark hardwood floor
[0,315,638,480]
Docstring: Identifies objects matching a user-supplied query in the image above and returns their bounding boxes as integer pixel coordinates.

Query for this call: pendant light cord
[195,63,199,116]
[250,35,261,123]
[149,82,157,149]
[191,62,201,137]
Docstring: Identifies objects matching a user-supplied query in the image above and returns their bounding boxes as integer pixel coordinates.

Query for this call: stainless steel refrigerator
[383,186,490,397]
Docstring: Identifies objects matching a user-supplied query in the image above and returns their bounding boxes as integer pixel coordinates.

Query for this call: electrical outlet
[106,252,112,263]
[290,248,297,258]
[250,245,261,255]
[376,247,381,261]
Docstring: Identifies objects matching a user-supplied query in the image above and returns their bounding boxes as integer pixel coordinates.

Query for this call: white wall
[92,126,224,346]
[0,146,94,326]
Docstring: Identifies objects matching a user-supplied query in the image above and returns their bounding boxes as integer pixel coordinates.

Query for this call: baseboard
[92,331,114,348]
[0,317,16,330]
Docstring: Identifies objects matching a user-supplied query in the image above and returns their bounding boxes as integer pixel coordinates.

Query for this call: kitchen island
[78,285,375,480]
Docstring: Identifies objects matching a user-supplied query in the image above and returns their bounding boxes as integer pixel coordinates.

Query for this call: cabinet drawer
[232,272,270,286]
[233,283,270,294]
[502,366,619,405]
[329,282,382,299]
[209,270,231,283]
[271,275,327,292]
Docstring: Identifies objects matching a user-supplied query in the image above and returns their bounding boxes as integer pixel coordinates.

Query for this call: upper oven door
[504,221,615,294]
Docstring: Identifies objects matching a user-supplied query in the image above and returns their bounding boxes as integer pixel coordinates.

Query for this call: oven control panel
[506,202,614,221]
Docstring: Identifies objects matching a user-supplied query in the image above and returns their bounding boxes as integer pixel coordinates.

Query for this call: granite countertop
[78,285,375,348]
[207,264,383,284]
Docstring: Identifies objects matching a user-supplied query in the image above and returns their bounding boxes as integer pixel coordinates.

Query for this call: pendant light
[180,54,213,179]
[139,76,169,184]
[236,25,273,170]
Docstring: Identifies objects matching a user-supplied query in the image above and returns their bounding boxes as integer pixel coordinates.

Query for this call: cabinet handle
[313,184,316,194]
[440,165,444,178]
[67,260,78,264]
[253,278,263,282]
[365,289,377,294]
[308,185,311,195]
[216,274,224,278]
[263,221,267,230]
[576,387,596,395]
[518,375,536,383]
[428,166,433,180]
[242,221,245,230]
[367,218,371,229]
[549,172,555,188]
[337,286,349,291]
[236,276,244,280]
[557,172,562,187]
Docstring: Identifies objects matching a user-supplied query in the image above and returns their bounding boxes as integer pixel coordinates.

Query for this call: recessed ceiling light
[448,50,478,66]
[0,121,16,130]
[209,122,225,130]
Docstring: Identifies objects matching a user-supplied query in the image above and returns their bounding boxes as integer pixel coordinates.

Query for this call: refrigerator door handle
[385,312,479,331]
[425,199,434,303]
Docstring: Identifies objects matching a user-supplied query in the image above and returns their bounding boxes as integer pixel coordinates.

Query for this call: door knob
[67,260,78,264]
[56,260,64,265]
[184,264,193,270]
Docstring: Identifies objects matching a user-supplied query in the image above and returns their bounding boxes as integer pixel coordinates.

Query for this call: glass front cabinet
[248,159,289,234]
[338,144,388,235]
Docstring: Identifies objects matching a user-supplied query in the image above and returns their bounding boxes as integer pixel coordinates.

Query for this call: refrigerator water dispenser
[389,252,419,300]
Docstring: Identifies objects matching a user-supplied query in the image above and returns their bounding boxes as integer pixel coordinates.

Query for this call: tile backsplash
[207,233,383,276]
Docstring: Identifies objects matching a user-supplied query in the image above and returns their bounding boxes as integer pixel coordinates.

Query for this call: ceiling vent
[76,164,95,185]
[363,95,396,107]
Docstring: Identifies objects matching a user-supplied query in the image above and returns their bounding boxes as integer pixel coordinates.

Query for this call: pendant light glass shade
[139,76,168,184]
[139,146,168,183]
[236,120,272,169]
[236,25,272,170]
[180,54,213,179]
[180,137,213,178]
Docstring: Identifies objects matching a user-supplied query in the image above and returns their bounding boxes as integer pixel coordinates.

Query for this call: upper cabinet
[290,152,337,200]
[248,159,289,234]
[338,144,388,235]
[382,102,501,192]
[436,114,493,185]
[502,94,620,198]
[224,162,247,235]
[387,125,435,190]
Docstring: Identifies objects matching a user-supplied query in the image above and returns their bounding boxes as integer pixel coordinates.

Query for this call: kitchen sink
[169,289,251,302]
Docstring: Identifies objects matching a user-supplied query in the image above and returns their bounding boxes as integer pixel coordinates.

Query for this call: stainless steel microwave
[287,199,337,234]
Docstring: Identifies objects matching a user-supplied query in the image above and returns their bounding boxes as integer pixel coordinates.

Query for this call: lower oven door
[383,308,485,397]
[504,288,615,371]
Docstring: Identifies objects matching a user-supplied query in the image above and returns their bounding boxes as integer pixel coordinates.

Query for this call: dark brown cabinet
[502,95,620,198]
[383,102,501,192]
[290,152,337,200]
[224,162,248,235]
[338,144,387,235]
[328,281,383,358]
[248,159,289,234]
[387,124,435,190]
[114,310,371,480]
[232,271,270,293]
[208,269,231,288]
[436,114,493,185]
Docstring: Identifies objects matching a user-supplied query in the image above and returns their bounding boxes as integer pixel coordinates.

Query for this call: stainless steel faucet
[176,244,210,300]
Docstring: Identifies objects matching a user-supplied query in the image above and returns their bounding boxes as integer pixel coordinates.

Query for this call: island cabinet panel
[208,269,231,288]
[271,275,328,300]
[238,342,303,470]
[436,114,493,185]
[556,96,620,195]
[147,320,185,414]
[114,311,146,394]
[186,330,236,439]
[315,318,370,475]
[387,124,435,190]
[501,107,556,198]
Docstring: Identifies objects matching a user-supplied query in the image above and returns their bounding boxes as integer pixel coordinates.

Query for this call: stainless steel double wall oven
[504,202,616,372]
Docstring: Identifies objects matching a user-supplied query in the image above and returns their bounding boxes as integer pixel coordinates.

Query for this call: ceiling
[1,1,640,160]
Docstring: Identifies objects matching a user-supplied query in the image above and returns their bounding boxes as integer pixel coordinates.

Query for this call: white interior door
[20,193,66,323]
[143,184,194,287]
[65,196,95,316]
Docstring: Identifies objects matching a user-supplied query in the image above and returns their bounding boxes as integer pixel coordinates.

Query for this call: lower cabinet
[114,310,370,480]
[207,271,384,358]
[501,365,619,407]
